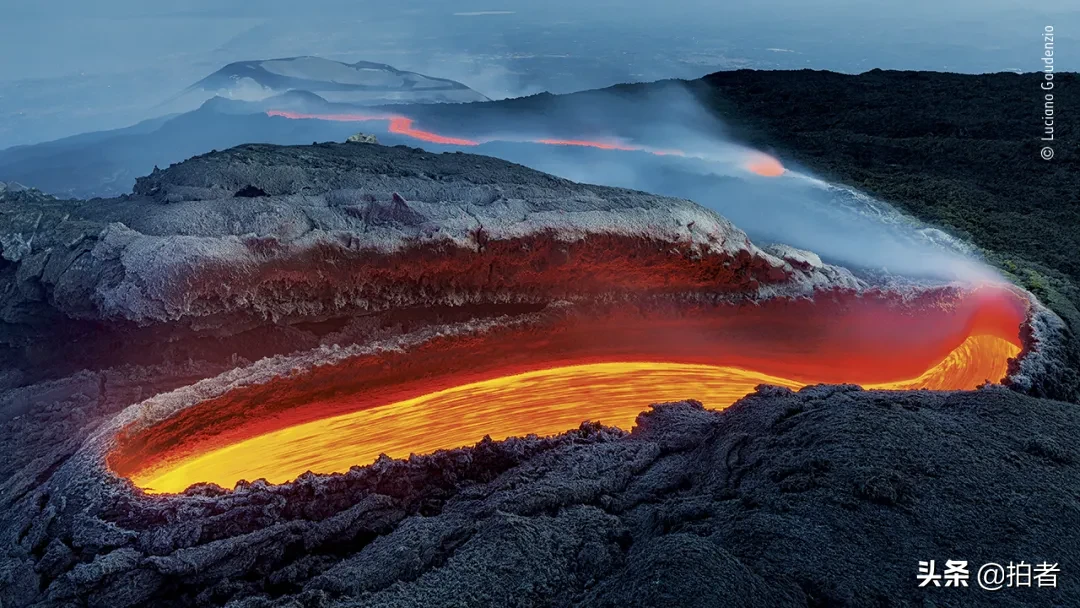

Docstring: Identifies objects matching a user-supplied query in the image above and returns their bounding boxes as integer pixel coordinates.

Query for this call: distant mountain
[168,57,490,109]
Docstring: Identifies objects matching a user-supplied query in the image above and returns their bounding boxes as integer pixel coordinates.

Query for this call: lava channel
[265,109,784,175]
[108,283,1029,494]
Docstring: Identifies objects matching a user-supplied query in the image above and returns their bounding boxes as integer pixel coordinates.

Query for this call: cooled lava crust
[0,143,1075,607]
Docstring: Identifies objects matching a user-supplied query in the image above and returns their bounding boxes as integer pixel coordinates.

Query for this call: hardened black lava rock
[2,383,1078,607]
[0,142,1076,608]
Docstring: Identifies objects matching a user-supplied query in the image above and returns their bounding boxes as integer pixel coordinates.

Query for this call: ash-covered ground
[1,142,1077,607]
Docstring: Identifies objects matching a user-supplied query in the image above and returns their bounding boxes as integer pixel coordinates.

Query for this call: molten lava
[106,113,1022,494]
[131,334,1019,494]
[534,138,644,152]
[110,281,1030,495]
[746,153,786,177]
[267,110,480,146]
[386,116,480,146]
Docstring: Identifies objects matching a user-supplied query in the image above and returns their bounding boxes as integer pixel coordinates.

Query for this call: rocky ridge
[0,143,861,384]
[0,142,1076,608]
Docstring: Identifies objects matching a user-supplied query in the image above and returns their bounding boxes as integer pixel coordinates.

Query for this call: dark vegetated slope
[400,70,1080,323]
[693,70,1080,322]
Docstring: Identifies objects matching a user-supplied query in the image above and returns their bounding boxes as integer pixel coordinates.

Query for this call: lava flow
[129,337,1017,493]
[110,283,1029,495]
[267,110,480,146]
[265,109,783,174]
[746,153,787,177]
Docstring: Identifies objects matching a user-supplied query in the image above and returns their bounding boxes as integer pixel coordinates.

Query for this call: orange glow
[267,110,698,160]
[109,283,1030,494]
[267,110,787,176]
[534,138,642,152]
[130,332,1018,494]
[266,110,480,146]
[110,283,1030,494]
[746,153,786,177]
[386,116,480,146]
[866,334,1021,390]
[132,362,802,492]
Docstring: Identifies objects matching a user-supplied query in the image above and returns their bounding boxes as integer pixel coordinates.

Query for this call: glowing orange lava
[534,138,643,152]
[114,291,1028,491]
[387,116,480,146]
[131,334,1019,493]
[110,281,1030,495]
[265,110,768,169]
[267,110,480,146]
[746,153,786,177]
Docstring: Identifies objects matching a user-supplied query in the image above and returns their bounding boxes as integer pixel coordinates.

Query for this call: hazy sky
[3,0,1075,79]
[0,0,1076,146]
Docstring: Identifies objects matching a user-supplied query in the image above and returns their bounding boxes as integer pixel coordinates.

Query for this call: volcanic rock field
[1,142,1077,607]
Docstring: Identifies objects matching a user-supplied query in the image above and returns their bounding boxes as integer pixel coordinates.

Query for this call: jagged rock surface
[4,142,856,327]
[1,142,1075,608]
[0,143,859,385]
[2,385,1078,607]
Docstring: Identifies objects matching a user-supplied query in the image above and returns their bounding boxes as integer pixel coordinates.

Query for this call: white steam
[437,84,998,283]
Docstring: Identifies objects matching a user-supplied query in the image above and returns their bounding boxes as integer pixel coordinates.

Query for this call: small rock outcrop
[346,132,379,144]
[0,180,53,204]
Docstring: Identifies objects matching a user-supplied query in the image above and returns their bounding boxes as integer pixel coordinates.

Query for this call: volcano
[0,140,1072,608]
[0,141,1037,496]
[171,57,491,110]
